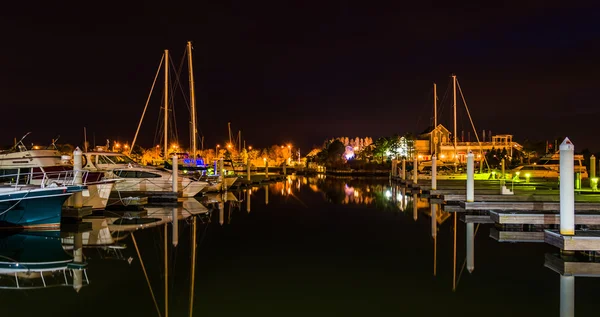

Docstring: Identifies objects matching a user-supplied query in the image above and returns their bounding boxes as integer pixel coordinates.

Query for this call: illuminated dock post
[413,155,418,184]
[431,155,437,190]
[466,222,474,273]
[560,275,575,317]
[401,158,406,180]
[214,160,218,176]
[283,161,286,176]
[560,138,575,235]
[172,154,178,193]
[391,160,397,177]
[466,151,474,202]
[73,147,83,208]
[219,158,227,191]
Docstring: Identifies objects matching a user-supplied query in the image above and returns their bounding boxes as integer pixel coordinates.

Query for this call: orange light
[248,146,252,150]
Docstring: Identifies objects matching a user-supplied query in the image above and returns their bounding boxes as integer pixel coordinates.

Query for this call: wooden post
[560,138,575,235]
[466,152,474,202]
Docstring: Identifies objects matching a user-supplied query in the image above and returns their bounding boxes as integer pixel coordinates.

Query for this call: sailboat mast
[228,122,232,146]
[164,49,170,159]
[452,74,457,160]
[187,41,197,158]
[433,82,437,155]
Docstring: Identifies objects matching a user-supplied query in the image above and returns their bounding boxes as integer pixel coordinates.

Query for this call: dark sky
[2,1,600,152]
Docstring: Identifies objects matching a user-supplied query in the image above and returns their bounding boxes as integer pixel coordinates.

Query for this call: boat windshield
[105,155,136,165]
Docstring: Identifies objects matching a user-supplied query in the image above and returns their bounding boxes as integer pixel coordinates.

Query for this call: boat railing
[4,169,91,188]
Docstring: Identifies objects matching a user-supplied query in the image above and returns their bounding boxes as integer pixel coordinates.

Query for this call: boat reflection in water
[0,231,87,291]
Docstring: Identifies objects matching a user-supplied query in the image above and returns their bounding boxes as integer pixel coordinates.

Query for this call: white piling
[591,155,596,179]
[413,156,418,184]
[431,155,437,190]
[560,275,575,317]
[466,222,474,273]
[172,154,178,193]
[219,158,227,191]
[560,138,575,235]
[73,147,83,208]
[431,203,437,238]
[401,159,406,180]
[172,207,178,247]
[466,151,474,202]
[214,160,218,176]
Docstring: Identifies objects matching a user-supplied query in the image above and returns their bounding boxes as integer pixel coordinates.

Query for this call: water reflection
[1,176,600,316]
[0,231,87,291]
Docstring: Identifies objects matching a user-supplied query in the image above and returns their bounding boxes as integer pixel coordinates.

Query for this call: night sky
[2,2,600,152]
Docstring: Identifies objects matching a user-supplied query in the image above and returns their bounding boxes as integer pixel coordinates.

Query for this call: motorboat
[82,150,208,198]
[0,139,116,210]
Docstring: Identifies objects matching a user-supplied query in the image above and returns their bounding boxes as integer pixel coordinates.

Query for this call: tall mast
[164,49,169,159]
[433,82,437,155]
[187,41,197,158]
[452,74,457,161]
[228,122,232,146]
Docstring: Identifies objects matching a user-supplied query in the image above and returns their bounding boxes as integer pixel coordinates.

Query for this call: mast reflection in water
[0,176,599,316]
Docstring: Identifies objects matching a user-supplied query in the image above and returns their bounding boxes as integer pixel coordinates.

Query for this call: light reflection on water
[0,175,598,316]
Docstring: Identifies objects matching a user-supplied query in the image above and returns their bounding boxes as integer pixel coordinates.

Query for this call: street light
[216,144,220,158]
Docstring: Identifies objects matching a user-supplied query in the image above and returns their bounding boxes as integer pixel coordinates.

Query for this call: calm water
[1,176,599,316]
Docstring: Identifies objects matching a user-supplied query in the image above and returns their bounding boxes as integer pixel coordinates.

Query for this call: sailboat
[114,47,208,198]
[417,75,492,180]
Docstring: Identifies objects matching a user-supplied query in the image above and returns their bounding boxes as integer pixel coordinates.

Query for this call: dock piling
[172,154,178,193]
[591,155,596,179]
[73,147,83,208]
[560,138,575,235]
[466,152,474,202]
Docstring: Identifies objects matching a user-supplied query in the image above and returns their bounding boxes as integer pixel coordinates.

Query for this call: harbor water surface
[1,176,599,316]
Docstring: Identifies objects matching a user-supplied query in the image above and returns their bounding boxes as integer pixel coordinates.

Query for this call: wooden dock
[490,211,600,225]
[489,227,545,243]
[545,230,600,251]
